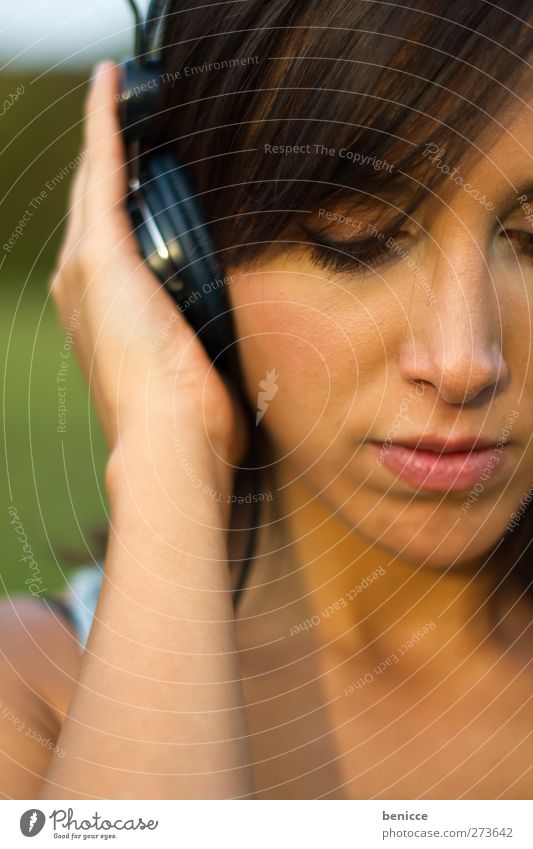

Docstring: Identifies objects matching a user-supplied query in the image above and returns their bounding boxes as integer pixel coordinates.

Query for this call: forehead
[489,87,533,143]
[428,91,533,212]
[473,88,533,167]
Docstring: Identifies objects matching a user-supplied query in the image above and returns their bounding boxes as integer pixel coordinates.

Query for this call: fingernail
[90,60,113,86]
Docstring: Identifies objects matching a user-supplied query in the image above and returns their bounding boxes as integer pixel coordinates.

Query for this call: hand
[49,61,247,475]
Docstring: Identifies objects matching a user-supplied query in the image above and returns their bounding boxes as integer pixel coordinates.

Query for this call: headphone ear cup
[151,153,221,284]
[143,153,221,290]
[126,189,179,287]
[119,57,164,144]
[137,152,235,369]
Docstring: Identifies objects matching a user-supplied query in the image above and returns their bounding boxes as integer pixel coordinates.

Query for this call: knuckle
[49,257,68,299]
[50,241,87,299]
[54,244,77,281]
[82,80,97,122]
[48,269,62,301]
[78,234,100,275]
[55,241,74,272]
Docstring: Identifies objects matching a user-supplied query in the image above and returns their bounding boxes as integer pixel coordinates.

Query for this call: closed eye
[500,229,533,261]
[305,227,533,277]
[302,225,410,275]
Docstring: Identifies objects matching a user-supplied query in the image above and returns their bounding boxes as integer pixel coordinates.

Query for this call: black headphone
[117,0,237,377]
[117,0,259,609]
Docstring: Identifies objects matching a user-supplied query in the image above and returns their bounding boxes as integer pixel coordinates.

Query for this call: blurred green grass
[1,68,110,597]
[1,70,90,276]
[1,278,109,597]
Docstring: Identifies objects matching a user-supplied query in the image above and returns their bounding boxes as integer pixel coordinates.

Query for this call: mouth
[370,435,508,492]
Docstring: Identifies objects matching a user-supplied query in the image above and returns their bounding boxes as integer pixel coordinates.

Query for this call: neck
[273,467,508,675]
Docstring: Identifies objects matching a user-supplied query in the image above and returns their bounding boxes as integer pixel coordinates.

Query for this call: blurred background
[1,0,150,596]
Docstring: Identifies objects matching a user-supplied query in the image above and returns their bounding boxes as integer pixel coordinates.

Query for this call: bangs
[157,0,533,266]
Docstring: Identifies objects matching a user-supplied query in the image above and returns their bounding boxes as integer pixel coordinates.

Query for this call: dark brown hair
[155,0,532,259]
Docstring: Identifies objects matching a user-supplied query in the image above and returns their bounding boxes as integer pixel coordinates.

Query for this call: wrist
[105,421,236,520]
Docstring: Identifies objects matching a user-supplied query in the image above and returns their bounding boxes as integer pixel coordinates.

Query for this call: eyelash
[307,229,533,276]
[501,229,533,261]
[308,233,401,275]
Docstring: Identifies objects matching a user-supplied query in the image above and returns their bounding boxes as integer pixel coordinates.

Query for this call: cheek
[226,269,396,454]
[231,294,335,435]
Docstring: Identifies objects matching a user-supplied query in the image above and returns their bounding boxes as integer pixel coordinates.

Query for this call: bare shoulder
[0,595,82,798]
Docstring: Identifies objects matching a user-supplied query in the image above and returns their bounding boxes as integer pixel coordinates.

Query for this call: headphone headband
[125,0,172,62]
[119,0,173,143]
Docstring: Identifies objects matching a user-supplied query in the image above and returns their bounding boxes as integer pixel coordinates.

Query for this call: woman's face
[225,98,533,569]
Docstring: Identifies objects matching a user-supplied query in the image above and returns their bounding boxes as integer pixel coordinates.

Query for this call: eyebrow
[493,180,533,220]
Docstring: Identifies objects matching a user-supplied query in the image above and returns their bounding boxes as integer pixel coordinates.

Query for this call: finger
[48,158,88,341]
[83,61,133,251]
[80,63,160,312]
[52,156,89,285]
[80,60,202,359]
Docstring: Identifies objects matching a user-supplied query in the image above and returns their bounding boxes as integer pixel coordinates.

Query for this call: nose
[398,232,510,406]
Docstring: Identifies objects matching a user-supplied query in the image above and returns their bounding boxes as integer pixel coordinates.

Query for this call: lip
[371,436,508,492]
[389,434,499,453]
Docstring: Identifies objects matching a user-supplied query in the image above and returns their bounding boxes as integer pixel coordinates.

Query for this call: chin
[342,474,517,566]
[375,527,503,571]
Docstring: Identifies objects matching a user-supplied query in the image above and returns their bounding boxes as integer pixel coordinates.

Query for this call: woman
[1,0,532,799]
